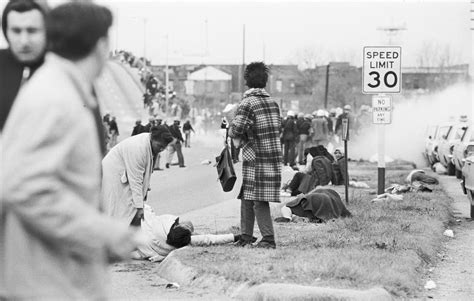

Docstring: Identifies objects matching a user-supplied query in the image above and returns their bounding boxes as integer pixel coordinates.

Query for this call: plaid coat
[229,88,282,203]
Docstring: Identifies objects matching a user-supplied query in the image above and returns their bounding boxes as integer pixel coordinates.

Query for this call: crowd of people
[280,105,358,167]
[130,117,195,168]
[0,1,351,299]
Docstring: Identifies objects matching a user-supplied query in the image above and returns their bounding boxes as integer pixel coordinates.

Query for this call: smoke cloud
[350,82,473,167]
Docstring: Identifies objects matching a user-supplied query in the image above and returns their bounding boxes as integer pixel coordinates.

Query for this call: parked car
[423,124,440,166]
[428,122,454,170]
[438,122,468,176]
[461,155,474,218]
[452,124,473,178]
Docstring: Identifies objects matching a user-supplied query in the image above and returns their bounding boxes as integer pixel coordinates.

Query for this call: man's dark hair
[2,0,49,40]
[166,222,192,249]
[244,62,269,89]
[47,2,112,60]
[150,125,173,145]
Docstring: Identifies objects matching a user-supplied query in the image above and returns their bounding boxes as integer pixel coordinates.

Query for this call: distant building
[185,66,232,95]
[401,64,469,91]
[150,63,302,97]
[149,62,470,113]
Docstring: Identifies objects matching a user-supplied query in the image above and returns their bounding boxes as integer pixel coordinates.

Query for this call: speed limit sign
[363,46,402,94]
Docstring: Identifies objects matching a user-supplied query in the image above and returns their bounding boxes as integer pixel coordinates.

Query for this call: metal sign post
[363,46,401,195]
[372,95,392,194]
[342,118,349,204]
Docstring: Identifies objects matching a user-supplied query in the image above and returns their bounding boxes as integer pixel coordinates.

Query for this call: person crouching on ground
[275,188,351,223]
[131,205,240,262]
[228,62,282,249]
[101,125,174,226]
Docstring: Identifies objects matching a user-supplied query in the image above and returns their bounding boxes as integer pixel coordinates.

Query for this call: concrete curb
[157,249,393,301]
[156,248,198,286]
[235,283,393,301]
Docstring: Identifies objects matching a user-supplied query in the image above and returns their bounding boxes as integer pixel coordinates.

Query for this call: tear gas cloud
[350,82,473,167]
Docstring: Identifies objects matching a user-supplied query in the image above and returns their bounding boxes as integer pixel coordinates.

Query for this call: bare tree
[295,45,326,70]
[416,40,459,69]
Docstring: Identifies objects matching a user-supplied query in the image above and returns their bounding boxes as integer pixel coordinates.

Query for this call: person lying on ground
[406,169,439,185]
[131,205,239,262]
[275,188,352,223]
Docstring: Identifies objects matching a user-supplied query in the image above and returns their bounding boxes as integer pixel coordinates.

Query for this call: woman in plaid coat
[229,62,282,249]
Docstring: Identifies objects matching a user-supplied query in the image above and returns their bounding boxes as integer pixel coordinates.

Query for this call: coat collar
[45,53,97,109]
[243,88,270,98]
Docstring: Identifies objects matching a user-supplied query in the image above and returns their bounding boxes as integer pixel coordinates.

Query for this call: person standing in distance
[0,0,48,131]
[229,62,282,249]
[1,2,146,299]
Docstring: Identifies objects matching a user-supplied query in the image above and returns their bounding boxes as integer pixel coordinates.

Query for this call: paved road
[147,132,243,215]
[94,59,240,214]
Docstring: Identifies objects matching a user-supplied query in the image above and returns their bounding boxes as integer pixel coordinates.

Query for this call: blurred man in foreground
[0,0,48,131]
[1,2,145,299]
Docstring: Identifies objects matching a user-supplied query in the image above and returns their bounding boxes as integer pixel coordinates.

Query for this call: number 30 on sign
[363,46,402,94]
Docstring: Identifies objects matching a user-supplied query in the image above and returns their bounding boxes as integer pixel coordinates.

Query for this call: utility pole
[114,6,119,50]
[165,34,169,116]
[205,18,209,58]
[143,18,147,59]
[323,63,330,109]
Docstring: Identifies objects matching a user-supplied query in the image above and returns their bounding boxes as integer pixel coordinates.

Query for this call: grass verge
[177,163,453,298]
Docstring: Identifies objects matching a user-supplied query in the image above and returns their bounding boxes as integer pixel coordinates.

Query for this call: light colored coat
[311,117,329,142]
[101,133,154,225]
[0,54,134,299]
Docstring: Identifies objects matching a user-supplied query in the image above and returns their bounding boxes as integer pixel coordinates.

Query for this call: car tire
[447,162,455,176]
[455,168,463,179]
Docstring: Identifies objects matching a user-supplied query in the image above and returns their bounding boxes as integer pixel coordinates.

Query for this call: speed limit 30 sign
[363,46,401,94]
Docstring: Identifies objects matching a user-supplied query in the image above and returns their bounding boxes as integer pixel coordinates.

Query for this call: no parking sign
[363,46,402,94]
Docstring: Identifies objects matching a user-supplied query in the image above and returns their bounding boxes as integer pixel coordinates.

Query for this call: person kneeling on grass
[282,145,335,196]
[275,188,352,223]
[131,205,239,262]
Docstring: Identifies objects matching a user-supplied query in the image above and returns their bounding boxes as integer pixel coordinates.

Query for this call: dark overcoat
[229,88,282,203]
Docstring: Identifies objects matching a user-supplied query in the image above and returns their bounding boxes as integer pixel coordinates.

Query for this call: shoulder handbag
[215,130,237,192]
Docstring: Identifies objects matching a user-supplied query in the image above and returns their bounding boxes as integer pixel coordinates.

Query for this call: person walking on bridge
[166,120,185,168]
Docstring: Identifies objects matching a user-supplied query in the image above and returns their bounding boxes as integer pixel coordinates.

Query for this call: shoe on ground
[154,168,163,171]
[234,235,258,247]
[274,217,291,223]
[255,241,276,249]
[234,239,252,247]
[179,165,186,168]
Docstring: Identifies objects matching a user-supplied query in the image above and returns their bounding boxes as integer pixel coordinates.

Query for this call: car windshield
[437,126,451,139]
[454,126,467,140]
[427,126,437,138]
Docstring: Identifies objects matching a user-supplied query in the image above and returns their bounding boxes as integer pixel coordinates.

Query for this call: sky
[0,0,472,69]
